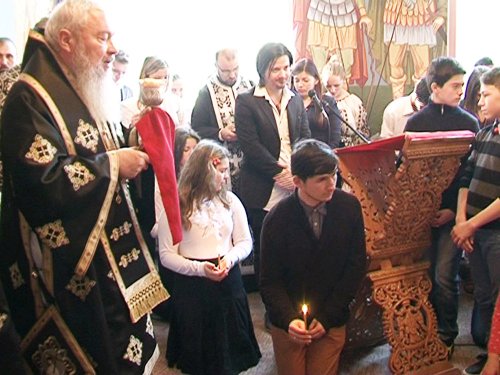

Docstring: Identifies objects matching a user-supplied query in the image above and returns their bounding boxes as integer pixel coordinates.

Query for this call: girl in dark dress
[158,140,261,374]
[291,58,342,148]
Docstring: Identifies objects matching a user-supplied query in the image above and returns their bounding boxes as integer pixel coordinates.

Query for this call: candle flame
[302,304,308,314]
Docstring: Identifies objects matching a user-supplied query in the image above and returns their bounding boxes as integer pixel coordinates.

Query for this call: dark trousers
[468,229,500,348]
[247,208,268,289]
[429,222,461,346]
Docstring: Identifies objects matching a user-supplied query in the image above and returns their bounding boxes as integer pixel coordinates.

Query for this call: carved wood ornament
[337,131,474,374]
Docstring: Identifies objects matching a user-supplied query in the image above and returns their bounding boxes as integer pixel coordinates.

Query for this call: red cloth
[335,131,476,154]
[136,107,182,244]
[489,295,500,354]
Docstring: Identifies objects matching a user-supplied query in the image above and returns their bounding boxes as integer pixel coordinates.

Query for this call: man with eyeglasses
[191,48,253,195]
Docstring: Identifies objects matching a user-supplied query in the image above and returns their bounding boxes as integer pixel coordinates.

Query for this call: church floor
[152,289,483,374]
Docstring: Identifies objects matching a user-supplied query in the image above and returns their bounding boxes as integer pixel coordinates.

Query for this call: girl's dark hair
[292,58,323,96]
[174,127,200,177]
[256,42,293,87]
[292,58,324,125]
[463,66,490,118]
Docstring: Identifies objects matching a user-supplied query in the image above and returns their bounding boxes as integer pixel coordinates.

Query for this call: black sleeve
[260,208,300,330]
[296,96,312,140]
[235,93,282,178]
[323,96,342,148]
[190,87,220,141]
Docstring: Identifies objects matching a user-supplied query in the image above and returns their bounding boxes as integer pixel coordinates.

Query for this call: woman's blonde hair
[321,54,346,87]
[178,140,230,229]
[139,56,169,79]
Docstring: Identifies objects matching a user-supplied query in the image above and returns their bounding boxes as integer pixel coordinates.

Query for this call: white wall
[0,0,52,56]
[105,0,294,107]
[0,0,294,107]
[0,1,16,40]
[455,0,500,71]
[2,0,498,107]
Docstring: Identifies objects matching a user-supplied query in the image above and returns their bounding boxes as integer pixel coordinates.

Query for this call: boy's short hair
[480,66,500,91]
[426,57,466,90]
[291,139,338,181]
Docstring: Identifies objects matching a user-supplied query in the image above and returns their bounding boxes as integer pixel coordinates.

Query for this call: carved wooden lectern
[336,131,475,375]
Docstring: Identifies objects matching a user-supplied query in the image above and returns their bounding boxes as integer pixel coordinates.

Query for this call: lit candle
[302,304,308,330]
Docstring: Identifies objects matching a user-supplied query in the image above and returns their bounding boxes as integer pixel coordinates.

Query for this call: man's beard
[71,46,120,125]
[218,74,237,87]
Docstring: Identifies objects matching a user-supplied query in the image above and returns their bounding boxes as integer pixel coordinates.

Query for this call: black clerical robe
[0,30,168,374]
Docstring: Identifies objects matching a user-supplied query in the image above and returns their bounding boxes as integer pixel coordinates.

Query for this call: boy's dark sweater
[459,123,500,229]
[404,100,479,212]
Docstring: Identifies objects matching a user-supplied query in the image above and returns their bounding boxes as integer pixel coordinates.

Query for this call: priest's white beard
[71,46,120,126]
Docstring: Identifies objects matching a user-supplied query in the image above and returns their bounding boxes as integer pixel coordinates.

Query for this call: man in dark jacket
[260,139,366,375]
[235,42,310,300]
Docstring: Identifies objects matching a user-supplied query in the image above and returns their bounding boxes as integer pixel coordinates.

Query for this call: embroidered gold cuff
[65,274,96,301]
[25,134,57,164]
[64,161,95,191]
[74,120,99,153]
[35,220,70,249]
[123,335,143,366]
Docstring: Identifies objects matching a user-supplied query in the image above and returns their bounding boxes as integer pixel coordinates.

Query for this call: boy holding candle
[260,139,367,375]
